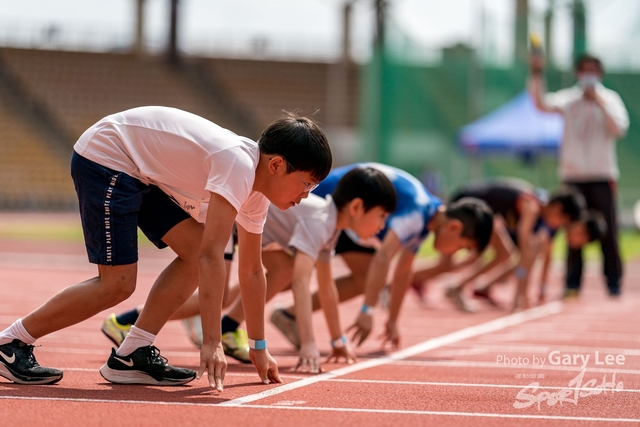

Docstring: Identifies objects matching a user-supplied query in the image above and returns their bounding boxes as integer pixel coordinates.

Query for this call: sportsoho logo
[497,350,627,410]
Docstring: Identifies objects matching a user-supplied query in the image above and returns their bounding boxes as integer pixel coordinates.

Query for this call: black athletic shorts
[71,152,191,265]
[334,230,377,255]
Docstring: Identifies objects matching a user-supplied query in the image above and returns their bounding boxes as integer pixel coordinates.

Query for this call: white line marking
[437,343,640,356]
[58,367,305,379]
[240,404,640,423]
[430,347,492,357]
[329,378,640,392]
[219,301,563,406]
[51,361,640,386]
[45,368,640,391]
[0,396,637,422]
[392,360,640,374]
[477,331,640,342]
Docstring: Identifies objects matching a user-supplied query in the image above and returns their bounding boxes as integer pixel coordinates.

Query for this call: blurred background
[0,0,639,229]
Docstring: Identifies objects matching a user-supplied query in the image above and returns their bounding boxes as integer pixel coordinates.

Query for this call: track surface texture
[1,213,639,426]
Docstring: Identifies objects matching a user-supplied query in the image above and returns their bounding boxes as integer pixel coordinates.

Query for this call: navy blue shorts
[70,152,191,265]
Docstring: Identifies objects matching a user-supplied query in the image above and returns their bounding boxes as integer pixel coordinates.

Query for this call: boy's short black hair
[548,186,586,221]
[258,111,332,182]
[445,197,494,252]
[582,210,608,242]
[332,167,397,213]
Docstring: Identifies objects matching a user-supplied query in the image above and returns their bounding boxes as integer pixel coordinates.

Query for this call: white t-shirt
[262,194,339,263]
[73,106,269,233]
[545,84,629,182]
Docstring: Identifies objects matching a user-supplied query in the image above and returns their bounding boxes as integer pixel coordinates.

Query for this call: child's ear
[348,198,365,217]
[269,156,286,175]
[448,218,464,234]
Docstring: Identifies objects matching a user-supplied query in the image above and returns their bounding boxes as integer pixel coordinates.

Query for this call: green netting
[357,21,640,213]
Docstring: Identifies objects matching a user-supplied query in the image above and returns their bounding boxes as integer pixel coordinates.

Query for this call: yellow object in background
[529,32,542,49]
[529,32,543,58]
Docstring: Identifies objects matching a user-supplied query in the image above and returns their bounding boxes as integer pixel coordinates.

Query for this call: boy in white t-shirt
[224,167,396,373]
[272,163,494,350]
[0,106,332,392]
[105,167,398,373]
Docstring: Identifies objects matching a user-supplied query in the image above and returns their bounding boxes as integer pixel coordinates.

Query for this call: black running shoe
[99,346,196,385]
[0,339,63,385]
[473,288,500,307]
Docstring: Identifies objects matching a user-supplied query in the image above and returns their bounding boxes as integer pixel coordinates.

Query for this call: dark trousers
[564,181,622,292]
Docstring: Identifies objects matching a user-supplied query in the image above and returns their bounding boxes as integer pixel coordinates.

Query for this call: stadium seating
[1,45,638,212]
[201,58,359,130]
[0,48,243,141]
[0,98,76,209]
[0,47,359,209]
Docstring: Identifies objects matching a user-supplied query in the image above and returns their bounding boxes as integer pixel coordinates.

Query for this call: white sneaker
[445,287,478,313]
[270,308,300,349]
[181,315,203,347]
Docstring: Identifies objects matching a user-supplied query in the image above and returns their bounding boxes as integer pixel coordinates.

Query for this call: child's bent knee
[102,282,136,305]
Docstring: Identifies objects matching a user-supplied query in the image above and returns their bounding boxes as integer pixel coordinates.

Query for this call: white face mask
[578,73,601,89]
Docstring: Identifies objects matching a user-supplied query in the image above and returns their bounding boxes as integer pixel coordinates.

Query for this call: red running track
[1,213,639,426]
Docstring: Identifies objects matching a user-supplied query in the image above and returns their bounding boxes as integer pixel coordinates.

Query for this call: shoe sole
[101,325,124,347]
[222,344,251,364]
[182,316,203,348]
[270,311,301,349]
[473,291,500,307]
[0,363,63,385]
[445,289,477,313]
[99,364,195,386]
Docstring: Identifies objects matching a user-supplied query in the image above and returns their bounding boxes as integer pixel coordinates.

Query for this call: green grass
[416,229,640,262]
[0,223,84,241]
[2,218,640,260]
[550,229,640,262]
[0,220,154,245]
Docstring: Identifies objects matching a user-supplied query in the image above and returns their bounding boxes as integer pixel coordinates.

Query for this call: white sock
[0,319,37,346]
[116,325,156,357]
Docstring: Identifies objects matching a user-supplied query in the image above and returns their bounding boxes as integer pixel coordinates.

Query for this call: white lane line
[329,378,640,392]
[392,360,640,374]
[475,331,640,342]
[56,368,306,380]
[432,343,640,357]
[0,396,637,423]
[37,369,640,392]
[219,301,563,406]
[231,404,640,423]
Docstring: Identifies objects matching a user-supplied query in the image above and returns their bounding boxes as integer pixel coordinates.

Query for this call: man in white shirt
[529,54,629,297]
[0,106,332,392]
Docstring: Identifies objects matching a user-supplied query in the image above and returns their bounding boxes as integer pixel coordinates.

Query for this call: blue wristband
[515,266,527,280]
[361,304,374,315]
[248,338,267,350]
[331,335,347,349]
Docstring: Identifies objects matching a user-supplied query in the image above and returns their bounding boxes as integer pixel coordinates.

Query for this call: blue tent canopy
[459,91,564,155]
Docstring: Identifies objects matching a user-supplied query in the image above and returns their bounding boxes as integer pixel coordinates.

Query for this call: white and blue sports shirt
[312,162,441,253]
